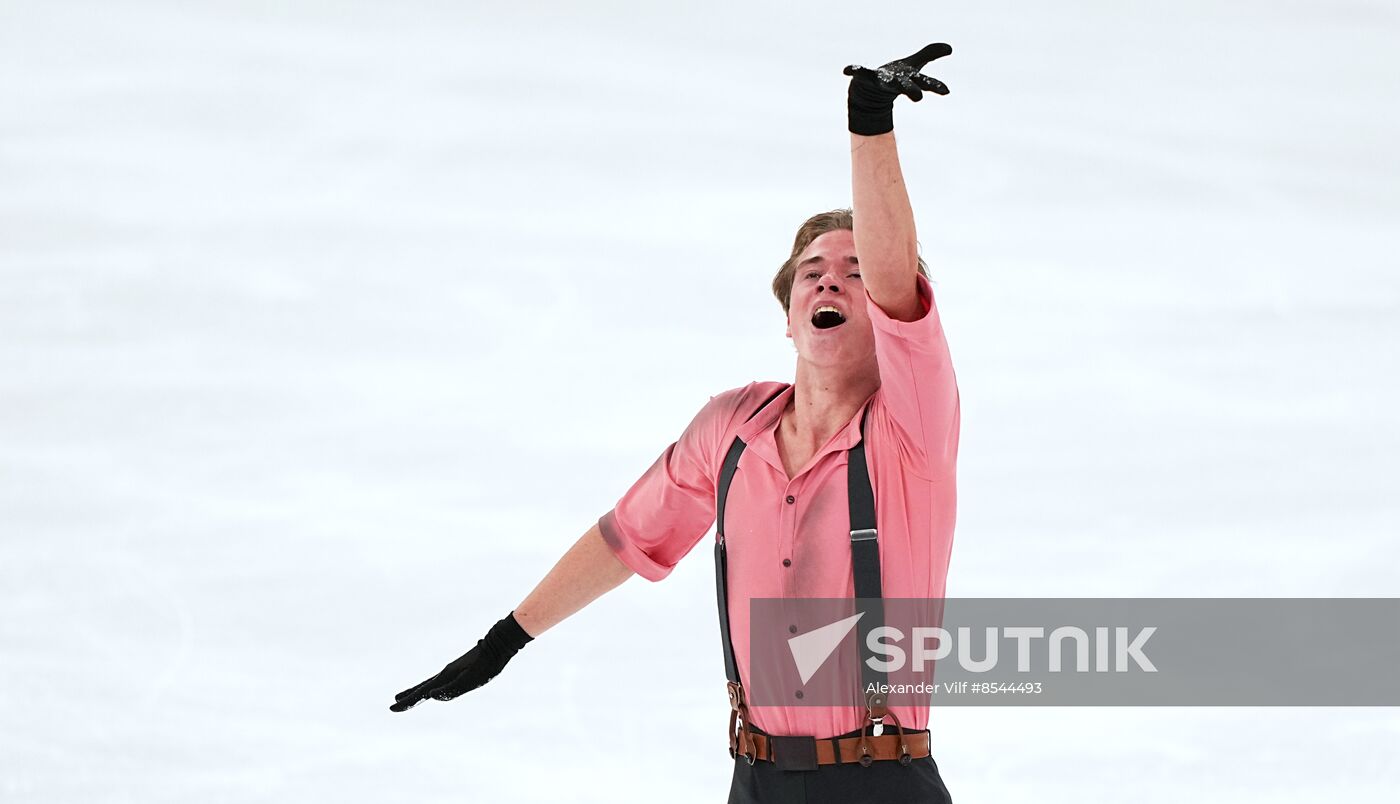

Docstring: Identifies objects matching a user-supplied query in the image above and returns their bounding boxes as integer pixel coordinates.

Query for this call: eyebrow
[797,255,861,267]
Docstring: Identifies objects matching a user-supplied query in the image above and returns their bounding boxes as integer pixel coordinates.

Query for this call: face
[785,229,877,369]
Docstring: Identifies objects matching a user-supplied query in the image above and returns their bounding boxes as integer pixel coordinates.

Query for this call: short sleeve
[866,273,960,478]
[598,390,747,582]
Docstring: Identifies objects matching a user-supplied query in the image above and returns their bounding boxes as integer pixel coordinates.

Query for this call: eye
[804,271,821,280]
[848,272,862,279]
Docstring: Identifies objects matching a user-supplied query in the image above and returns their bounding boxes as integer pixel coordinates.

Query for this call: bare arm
[851,132,923,322]
[845,43,951,323]
[390,523,631,710]
[512,523,634,637]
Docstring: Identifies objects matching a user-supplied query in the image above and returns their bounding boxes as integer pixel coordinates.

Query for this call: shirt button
[782,558,792,567]
[785,495,795,504]
[788,625,798,634]
[795,691,804,700]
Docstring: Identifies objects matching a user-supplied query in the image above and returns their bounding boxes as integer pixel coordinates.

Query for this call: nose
[817,274,843,294]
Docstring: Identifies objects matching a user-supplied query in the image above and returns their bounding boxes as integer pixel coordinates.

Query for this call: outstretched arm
[390,524,632,712]
[513,523,634,637]
[846,44,952,323]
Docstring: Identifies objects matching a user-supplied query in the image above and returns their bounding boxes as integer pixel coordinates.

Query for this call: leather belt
[745,729,931,770]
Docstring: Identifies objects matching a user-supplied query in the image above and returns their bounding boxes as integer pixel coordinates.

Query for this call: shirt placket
[777,472,804,703]
[777,473,805,594]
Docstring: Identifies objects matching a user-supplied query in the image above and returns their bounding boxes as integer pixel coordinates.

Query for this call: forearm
[851,132,922,321]
[512,523,634,637]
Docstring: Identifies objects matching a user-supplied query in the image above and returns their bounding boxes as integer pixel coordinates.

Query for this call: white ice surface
[2,1,1398,801]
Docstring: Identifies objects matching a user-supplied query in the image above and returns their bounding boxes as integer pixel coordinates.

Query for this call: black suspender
[713,388,886,698]
[714,386,787,686]
[714,433,750,684]
[846,425,886,696]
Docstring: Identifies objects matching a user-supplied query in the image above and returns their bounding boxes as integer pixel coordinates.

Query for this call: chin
[796,345,877,368]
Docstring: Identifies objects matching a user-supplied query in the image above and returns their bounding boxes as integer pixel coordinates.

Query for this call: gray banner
[746,598,1400,706]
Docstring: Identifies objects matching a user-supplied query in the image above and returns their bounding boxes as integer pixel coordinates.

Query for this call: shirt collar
[735,385,875,477]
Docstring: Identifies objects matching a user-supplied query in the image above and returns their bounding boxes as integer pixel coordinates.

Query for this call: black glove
[844,43,953,136]
[390,611,533,712]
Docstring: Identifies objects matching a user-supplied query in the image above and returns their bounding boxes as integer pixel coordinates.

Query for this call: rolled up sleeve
[867,274,960,478]
[598,392,739,582]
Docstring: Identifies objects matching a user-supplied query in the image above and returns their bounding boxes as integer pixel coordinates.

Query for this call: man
[391,44,959,804]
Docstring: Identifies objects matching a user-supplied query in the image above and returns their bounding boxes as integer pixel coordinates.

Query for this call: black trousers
[726,724,953,804]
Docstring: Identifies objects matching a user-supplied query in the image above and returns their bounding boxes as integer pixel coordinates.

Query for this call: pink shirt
[599,274,959,739]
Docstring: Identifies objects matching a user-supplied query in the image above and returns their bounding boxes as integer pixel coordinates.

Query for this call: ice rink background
[3,0,1399,801]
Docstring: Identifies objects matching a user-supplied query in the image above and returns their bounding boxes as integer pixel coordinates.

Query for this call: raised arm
[851,135,922,321]
[845,44,952,323]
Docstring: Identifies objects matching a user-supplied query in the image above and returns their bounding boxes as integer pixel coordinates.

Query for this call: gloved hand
[390,611,533,712]
[844,43,953,136]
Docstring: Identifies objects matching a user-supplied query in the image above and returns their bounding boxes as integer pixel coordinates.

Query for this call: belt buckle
[769,735,819,772]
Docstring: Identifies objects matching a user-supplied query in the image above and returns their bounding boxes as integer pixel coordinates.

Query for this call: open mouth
[811,305,847,330]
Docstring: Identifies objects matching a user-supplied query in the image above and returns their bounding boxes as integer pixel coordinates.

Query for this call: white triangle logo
[788,613,864,685]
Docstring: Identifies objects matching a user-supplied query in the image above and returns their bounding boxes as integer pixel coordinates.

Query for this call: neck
[784,357,881,446]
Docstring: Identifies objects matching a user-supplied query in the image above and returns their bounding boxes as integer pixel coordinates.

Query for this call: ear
[785,310,793,339]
